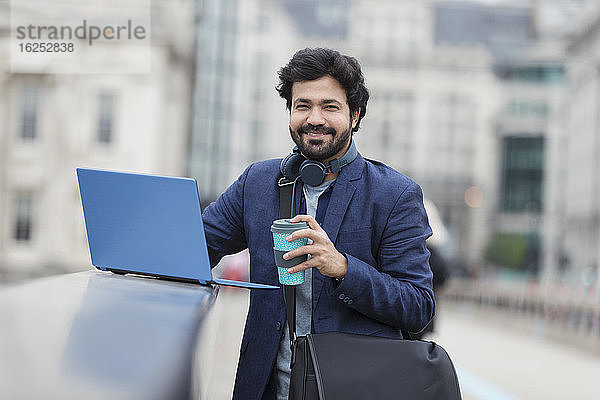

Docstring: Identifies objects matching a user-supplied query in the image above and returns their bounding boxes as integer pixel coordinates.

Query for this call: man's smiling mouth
[299,125,335,137]
[306,132,328,137]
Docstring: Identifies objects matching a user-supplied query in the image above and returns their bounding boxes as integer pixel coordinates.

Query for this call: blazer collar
[321,150,364,239]
[336,151,365,184]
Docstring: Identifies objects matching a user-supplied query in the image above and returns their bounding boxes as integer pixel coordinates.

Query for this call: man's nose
[306,107,325,125]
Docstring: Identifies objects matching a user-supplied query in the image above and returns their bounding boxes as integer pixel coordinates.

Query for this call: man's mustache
[298,124,336,136]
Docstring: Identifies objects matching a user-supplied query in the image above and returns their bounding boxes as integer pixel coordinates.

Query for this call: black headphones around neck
[280,139,358,186]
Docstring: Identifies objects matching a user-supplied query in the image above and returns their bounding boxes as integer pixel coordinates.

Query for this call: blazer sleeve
[201,165,250,267]
[332,182,435,333]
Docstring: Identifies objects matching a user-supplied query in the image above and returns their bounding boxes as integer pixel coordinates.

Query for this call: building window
[13,193,34,243]
[20,86,39,141]
[507,99,549,117]
[501,136,544,212]
[97,92,115,143]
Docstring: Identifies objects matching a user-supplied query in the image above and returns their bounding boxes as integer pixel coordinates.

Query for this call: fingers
[283,215,338,276]
[286,250,348,277]
[287,259,316,274]
[286,228,317,243]
[283,241,313,260]
[290,214,325,233]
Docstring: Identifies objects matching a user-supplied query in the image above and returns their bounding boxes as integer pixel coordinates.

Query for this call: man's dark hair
[276,47,369,133]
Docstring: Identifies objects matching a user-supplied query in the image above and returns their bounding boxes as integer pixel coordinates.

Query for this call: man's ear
[351,109,360,129]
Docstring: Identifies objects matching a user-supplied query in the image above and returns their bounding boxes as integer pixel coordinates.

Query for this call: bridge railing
[442,274,600,353]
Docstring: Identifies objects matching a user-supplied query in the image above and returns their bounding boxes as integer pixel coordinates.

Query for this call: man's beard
[290,122,352,161]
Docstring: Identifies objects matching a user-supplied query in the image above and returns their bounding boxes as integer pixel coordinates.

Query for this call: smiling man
[202,48,434,400]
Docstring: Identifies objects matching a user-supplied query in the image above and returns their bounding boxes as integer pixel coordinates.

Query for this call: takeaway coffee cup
[271,219,309,285]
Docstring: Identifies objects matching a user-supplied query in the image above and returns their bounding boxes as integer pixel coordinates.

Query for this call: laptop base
[106,268,278,290]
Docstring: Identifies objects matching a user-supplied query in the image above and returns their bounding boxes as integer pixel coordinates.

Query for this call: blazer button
[338,293,345,300]
[276,321,282,331]
[347,299,353,305]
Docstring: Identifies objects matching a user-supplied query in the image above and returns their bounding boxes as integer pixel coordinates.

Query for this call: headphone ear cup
[280,153,305,180]
[299,159,326,186]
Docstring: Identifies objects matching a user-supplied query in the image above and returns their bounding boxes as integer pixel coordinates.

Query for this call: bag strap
[278,177,297,347]
[278,176,294,220]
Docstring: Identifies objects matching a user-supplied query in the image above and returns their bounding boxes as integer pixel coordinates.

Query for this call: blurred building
[0,1,195,282]
[494,40,566,276]
[434,1,534,72]
[544,1,600,279]
[432,0,587,276]
[475,0,588,278]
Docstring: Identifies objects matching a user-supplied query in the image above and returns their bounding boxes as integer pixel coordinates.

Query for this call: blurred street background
[1,0,600,398]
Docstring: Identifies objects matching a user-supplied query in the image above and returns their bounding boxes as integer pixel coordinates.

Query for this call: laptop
[76,168,278,290]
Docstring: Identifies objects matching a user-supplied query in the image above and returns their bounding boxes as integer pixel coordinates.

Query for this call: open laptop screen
[77,168,215,283]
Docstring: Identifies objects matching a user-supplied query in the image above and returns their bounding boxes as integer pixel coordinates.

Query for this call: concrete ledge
[0,270,217,400]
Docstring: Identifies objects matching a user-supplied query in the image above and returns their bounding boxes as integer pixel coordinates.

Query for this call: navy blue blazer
[202,153,434,400]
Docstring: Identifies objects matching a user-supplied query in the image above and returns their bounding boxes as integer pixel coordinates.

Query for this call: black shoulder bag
[278,178,462,400]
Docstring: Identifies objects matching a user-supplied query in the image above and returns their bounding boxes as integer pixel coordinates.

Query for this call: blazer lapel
[313,153,364,313]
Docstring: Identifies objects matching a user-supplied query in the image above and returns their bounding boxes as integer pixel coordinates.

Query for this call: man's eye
[295,104,309,110]
[324,105,340,110]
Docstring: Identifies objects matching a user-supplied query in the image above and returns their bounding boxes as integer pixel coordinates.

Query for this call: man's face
[289,75,358,162]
